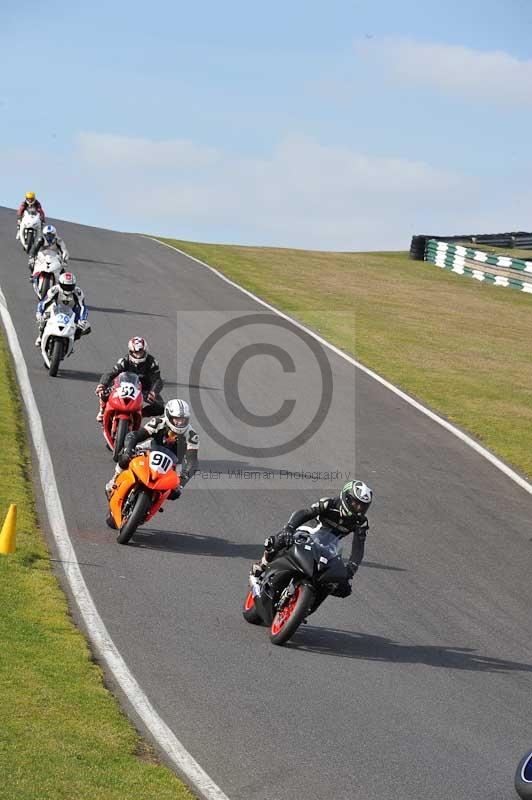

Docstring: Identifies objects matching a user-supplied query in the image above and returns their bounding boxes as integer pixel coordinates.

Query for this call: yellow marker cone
[0,504,17,554]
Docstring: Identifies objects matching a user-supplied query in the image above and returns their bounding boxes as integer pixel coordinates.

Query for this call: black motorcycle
[242,527,349,646]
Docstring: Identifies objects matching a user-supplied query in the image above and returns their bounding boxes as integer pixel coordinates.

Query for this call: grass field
[0,331,195,800]
[160,237,532,479]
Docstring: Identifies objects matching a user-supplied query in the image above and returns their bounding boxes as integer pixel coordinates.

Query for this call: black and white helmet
[59,271,76,293]
[164,398,190,434]
[340,480,373,519]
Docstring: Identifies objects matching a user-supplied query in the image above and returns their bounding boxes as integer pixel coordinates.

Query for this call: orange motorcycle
[106,445,180,544]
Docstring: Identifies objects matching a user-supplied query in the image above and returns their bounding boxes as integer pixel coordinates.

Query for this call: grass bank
[0,330,195,799]
[160,237,532,478]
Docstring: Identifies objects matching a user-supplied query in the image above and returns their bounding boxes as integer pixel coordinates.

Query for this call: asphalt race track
[1,206,531,800]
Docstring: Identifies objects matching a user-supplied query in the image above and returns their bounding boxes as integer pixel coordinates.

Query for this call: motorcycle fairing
[102,379,143,450]
[109,468,137,527]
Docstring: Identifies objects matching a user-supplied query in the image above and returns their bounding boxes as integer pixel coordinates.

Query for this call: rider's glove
[277,528,294,550]
[118,448,134,469]
[35,312,43,322]
[263,535,276,552]
[95,384,105,397]
[147,390,157,403]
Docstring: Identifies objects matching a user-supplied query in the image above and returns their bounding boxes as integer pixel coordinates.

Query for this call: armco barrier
[424,239,532,293]
[410,231,532,260]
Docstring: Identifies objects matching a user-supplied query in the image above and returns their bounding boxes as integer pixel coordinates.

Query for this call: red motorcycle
[102,372,143,461]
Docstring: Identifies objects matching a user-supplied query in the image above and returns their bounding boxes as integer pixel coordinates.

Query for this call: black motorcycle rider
[105,399,199,497]
[252,480,373,597]
[96,336,164,421]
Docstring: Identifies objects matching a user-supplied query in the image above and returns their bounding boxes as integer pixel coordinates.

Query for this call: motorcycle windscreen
[114,372,142,389]
[53,303,75,324]
[309,529,347,584]
[111,372,143,410]
[293,528,347,584]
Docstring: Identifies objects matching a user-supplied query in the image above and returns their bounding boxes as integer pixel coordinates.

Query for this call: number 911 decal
[149,450,173,473]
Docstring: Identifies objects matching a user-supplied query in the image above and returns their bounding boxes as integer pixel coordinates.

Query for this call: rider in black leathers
[252,480,373,597]
[96,337,164,421]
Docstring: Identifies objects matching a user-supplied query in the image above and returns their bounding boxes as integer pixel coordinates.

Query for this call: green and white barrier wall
[424,239,532,293]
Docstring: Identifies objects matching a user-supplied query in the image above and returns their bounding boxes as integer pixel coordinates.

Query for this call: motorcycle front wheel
[242,589,262,625]
[117,489,152,545]
[113,417,130,462]
[270,583,314,646]
[515,750,532,799]
[25,229,34,253]
[48,339,63,377]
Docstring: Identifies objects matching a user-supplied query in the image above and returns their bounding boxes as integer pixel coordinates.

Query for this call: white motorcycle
[40,304,89,377]
[18,209,42,253]
[32,250,65,300]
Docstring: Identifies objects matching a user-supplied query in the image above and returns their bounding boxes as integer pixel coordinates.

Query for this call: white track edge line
[147,236,532,498]
[0,286,231,800]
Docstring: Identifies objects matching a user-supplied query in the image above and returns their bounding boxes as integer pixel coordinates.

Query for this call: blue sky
[2,0,532,249]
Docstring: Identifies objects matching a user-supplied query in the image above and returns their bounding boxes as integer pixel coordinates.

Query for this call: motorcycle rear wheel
[117,489,152,545]
[270,583,314,646]
[113,417,130,462]
[48,339,63,377]
[242,589,262,625]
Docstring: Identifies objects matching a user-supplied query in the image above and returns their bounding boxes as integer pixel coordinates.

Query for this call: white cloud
[5,131,513,250]
[77,132,220,169]
[69,131,468,248]
[354,37,532,106]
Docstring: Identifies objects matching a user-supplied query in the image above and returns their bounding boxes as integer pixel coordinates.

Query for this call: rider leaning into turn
[29,225,69,272]
[35,272,90,347]
[17,191,45,230]
[105,399,200,498]
[252,480,374,598]
[95,337,165,422]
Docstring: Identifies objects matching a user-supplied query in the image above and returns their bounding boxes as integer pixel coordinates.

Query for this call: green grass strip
[158,237,532,479]
[0,330,195,800]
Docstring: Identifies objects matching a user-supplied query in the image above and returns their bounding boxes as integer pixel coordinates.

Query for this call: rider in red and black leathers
[96,338,165,420]
[17,196,45,224]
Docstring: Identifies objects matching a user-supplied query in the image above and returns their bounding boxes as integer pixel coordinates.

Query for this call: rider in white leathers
[29,225,69,274]
[35,272,90,346]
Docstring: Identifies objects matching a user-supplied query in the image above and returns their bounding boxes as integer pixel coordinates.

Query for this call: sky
[2,0,532,250]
